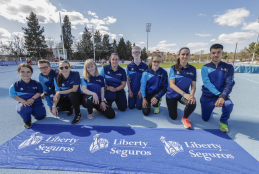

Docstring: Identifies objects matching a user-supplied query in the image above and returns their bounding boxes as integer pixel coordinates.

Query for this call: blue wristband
[181,92,185,97]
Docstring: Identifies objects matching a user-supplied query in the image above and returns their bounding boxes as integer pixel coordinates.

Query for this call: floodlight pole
[59,12,66,60]
[251,16,259,64]
[146,23,151,58]
[233,42,238,65]
[92,26,95,62]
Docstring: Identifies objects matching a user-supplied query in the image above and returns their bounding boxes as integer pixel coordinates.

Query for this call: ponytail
[148,57,153,69]
[57,72,63,87]
[175,58,181,71]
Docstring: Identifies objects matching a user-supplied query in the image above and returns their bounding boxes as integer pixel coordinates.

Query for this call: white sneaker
[87,113,95,119]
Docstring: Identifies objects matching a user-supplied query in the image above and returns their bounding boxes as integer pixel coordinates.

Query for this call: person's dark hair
[38,59,50,66]
[57,61,70,87]
[108,53,120,64]
[210,44,223,52]
[17,63,33,73]
[148,53,162,69]
[176,47,190,71]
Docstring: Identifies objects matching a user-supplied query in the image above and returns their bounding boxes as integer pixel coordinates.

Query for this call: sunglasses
[133,52,141,55]
[153,60,161,63]
[39,66,49,70]
[59,66,69,70]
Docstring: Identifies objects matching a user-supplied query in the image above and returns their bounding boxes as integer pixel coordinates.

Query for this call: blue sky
[0,0,259,54]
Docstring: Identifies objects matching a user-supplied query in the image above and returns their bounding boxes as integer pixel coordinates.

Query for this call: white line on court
[235,75,259,84]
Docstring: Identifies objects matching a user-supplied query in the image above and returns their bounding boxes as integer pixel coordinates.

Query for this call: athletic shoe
[181,117,191,129]
[87,113,95,119]
[66,107,74,116]
[219,121,229,133]
[71,113,82,124]
[93,108,99,114]
[154,107,159,114]
[24,120,31,129]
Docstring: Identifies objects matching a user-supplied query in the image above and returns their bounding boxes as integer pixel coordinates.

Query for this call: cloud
[88,11,98,18]
[199,14,206,16]
[242,21,259,32]
[138,42,145,44]
[192,48,210,54]
[195,33,212,37]
[104,16,116,24]
[118,34,123,37]
[0,0,57,23]
[214,8,250,27]
[71,26,77,29]
[149,40,177,52]
[187,42,208,47]
[52,11,89,25]
[0,28,11,39]
[210,32,256,44]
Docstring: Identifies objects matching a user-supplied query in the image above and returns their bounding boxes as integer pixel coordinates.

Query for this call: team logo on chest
[139,69,144,71]
[117,73,122,76]
[176,71,180,75]
[131,68,134,71]
[96,79,102,82]
[107,71,110,74]
[62,83,65,87]
[20,88,24,90]
[32,87,37,89]
[186,72,194,75]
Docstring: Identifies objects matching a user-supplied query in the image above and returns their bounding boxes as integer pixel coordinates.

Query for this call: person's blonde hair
[132,46,141,52]
[83,59,99,81]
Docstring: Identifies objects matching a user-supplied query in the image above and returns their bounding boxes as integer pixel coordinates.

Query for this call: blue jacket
[140,67,168,100]
[81,75,105,99]
[126,62,148,95]
[201,61,235,100]
[39,69,59,107]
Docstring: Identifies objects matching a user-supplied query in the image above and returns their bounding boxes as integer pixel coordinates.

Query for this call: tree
[102,34,112,60]
[46,36,55,51]
[112,39,117,53]
[125,40,133,60]
[62,15,74,59]
[22,12,47,58]
[80,27,93,59]
[140,47,148,61]
[221,52,228,61]
[94,30,102,60]
[117,37,127,60]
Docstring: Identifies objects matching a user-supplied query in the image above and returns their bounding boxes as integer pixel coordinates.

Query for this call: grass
[102,62,207,69]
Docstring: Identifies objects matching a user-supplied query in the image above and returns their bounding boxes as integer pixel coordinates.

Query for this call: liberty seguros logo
[89,134,109,153]
[160,136,184,157]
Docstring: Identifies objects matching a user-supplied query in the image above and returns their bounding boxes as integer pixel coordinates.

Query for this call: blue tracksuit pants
[200,95,233,125]
[16,100,46,122]
[105,90,127,111]
[128,95,142,110]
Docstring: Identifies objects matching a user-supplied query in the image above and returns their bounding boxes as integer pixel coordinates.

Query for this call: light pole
[92,26,95,62]
[146,23,151,58]
[251,16,259,64]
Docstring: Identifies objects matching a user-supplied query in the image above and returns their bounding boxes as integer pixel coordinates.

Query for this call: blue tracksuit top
[81,75,105,99]
[126,61,148,95]
[201,61,235,100]
[140,67,168,100]
[54,71,83,95]
[166,64,197,99]
[99,65,127,91]
[38,69,59,107]
[9,79,43,102]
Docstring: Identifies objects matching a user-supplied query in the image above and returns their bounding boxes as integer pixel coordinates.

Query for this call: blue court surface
[0,65,259,174]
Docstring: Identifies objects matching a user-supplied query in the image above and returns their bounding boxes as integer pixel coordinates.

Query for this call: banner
[0,124,258,173]
[0,61,27,65]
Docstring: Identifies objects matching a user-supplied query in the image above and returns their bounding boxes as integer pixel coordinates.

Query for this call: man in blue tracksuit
[126,46,148,110]
[200,44,235,133]
[38,60,59,112]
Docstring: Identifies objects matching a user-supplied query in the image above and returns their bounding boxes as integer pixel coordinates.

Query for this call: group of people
[9,43,235,133]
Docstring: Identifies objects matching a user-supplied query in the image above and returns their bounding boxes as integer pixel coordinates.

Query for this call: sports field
[0,65,258,173]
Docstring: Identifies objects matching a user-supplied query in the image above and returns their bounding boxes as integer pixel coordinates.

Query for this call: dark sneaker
[66,107,74,116]
[24,120,31,129]
[71,113,82,124]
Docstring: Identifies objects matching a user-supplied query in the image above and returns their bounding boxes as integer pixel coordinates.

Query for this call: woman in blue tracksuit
[9,63,46,128]
[100,53,127,111]
[52,61,87,124]
[166,47,196,129]
[140,53,168,116]
[81,59,115,119]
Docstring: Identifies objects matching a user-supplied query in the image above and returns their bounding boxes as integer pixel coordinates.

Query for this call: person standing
[9,63,46,128]
[140,53,168,116]
[200,44,235,133]
[166,47,196,128]
[126,46,148,110]
[100,53,127,111]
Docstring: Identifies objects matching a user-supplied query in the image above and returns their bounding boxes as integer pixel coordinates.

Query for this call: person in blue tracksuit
[126,46,148,110]
[81,59,115,119]
[140,53,168,116]
[52,61,85,124]
[201,44,235,133]
[38,59,59,112]
[166,47,196,129]
[9,63,46,128]
[100,53,127,111]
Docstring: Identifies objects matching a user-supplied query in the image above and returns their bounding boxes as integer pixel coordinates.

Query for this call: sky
[0,0,259,54]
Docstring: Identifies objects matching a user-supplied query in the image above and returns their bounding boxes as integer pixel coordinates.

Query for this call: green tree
[62,15,74,59]
[125,40,133,60]
[94,30,102,60]
[112,39,117,53]
[221,52,228,61]
[22,12,47,58]
[102,34,112,60]
[117,37,127,60]
[141,47,148,61]
[81,27,93,59]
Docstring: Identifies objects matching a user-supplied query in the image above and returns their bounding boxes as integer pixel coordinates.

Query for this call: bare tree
[46,36,55,51]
